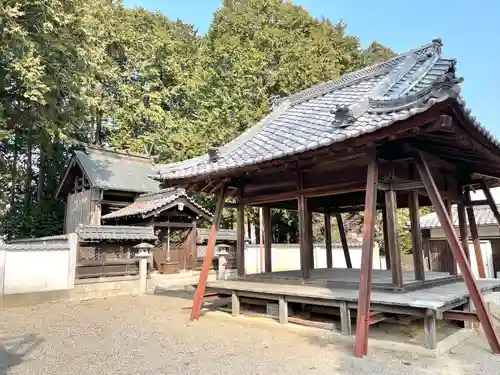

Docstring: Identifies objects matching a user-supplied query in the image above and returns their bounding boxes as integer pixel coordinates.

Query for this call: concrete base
[148,269,238,294]
[2,276,141,307]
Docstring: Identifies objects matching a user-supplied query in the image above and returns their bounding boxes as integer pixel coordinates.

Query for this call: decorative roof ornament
[208,147,220,163]
[432,38,443,55]
[331,105,356,127]
[268,94,283,112]
[429,72,464,100]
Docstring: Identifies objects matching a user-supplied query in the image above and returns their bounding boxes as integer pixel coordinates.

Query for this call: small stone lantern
[134,242,154,295]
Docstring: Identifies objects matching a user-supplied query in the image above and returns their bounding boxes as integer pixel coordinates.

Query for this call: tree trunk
[25,124,33,204]
[37,143,45,201]
[95,109,102,145]
[10,128,18,207]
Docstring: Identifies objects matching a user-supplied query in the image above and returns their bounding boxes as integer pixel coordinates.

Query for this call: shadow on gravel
[152,286,194,301]
[0,334,44,375]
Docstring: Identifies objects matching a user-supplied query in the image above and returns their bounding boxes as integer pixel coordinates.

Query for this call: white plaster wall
[244,243,381,274]
[0,234,77,294]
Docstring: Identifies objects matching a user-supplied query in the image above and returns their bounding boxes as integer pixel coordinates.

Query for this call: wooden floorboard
[206,269,500,311]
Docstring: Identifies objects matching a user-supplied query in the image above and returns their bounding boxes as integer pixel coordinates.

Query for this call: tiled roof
[75,145,160,193]
[196,228,244,243]
[154,39,500,182]
[101,188,212,221]
[76,225,157,242]
[420,205,500,229]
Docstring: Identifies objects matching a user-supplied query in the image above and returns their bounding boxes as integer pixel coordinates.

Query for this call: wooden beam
[154,222,194,229]
[190,184,228,321]
[324,213,333,268]
[336,214,352,268]
[415,152,500,354]
[236,201,245,277]
[385,189,403,287]
[409,190,425,281]
[464,188,486,279]
[262,207,272,272]
[470,199,489,206]
[424,310,437,350]
[382,208,391,270]
[457,202,470,261]
[480,180,500,228]
[354,156,378,357]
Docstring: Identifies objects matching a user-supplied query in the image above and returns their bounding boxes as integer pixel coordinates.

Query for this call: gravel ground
[1,294,500,375]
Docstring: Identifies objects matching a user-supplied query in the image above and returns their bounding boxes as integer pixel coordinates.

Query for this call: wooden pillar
[262,207,272,273]
[464,188,486,279]
[415,152,500,353]
[324,213,333,268]
[336,214,352,268]
[236,202,245,277]
[307,209,314,270]
[444,200,458,275]
[480,180,500,227]
[424,310,437,349]
[385,189,403,288]
[190,184,228,321]
[278,296,288,324]
[457,202,470,262]
[409,190,425,280]
[382,208,391,270]
[422,229,431,271]
[354,156,378,357]
[298,194,310,279]
[232,291,240,317]
[340,301,351,336]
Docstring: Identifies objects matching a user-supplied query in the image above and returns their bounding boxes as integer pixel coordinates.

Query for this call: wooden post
[480,180,500,227]
[354,156,378,357]
[464,188,486,279]
[336,214,352,268]
[385,188,403,288]
[190,184,228,321]
[409,190,425,280]
[340,301,351,336]
[236,202,245,277]
[263,207,272,273]
[298,194,310,279]
[415,152,500,354]
[232,291,240,317]
[424,310,437,350]
[382,208,391,270]
[457,202,470,261]
[307,209,314,270]
[298,172,310,279]
[324,213,333,268]
[278,296,288,324]
[444,200,458,275]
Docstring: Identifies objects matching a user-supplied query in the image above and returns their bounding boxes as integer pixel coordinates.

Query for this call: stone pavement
[1,294,500,375]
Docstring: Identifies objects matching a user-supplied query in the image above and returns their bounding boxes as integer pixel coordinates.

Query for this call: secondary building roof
[57,145,160,196]
[101,188,212,222]
[153,39,499,184]
[420,205,500,229]
[76,225,157,242]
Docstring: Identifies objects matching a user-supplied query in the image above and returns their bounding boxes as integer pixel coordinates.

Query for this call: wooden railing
[76,259,139,279]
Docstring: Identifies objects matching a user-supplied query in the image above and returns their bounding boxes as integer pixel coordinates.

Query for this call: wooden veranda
[153,40,500,356]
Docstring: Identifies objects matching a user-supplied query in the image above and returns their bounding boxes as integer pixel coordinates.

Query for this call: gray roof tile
[420,205,500,229]
[75,146,160,193]
[101,188,212,221]
[154,40,500,183]
[76,225,157,242]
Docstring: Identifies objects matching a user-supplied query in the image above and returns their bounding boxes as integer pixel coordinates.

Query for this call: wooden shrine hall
[153,39,500,356]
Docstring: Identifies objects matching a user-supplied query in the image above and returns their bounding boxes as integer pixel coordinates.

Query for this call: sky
[123,0,500,139]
